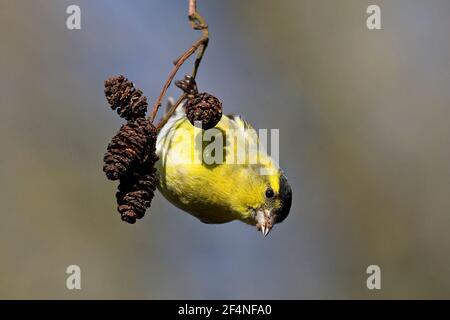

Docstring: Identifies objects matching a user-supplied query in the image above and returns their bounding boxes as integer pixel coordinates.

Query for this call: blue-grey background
[1,0,450,299]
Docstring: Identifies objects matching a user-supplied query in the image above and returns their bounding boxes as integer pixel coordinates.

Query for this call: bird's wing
[224,113,260,148]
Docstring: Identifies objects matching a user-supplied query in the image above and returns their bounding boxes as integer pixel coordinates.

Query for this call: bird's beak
[256,209,274,237]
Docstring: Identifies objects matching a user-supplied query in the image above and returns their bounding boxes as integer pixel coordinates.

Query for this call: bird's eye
[265,188,274,198]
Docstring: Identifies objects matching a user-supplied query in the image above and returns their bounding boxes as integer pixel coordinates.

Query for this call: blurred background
[1,0,450,299]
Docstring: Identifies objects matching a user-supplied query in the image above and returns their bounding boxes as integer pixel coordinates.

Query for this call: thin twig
[189,0,209,78]
[149,36,207,123]
[149,0,209,125]
[189,0,208,30]
[189,0,196,18]
[156,94,187,130]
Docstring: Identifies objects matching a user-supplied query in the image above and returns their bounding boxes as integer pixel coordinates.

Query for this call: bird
[155,100,292,237]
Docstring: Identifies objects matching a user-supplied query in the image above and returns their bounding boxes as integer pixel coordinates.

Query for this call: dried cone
[116,161,158,224]
[185,93,222,130]
[103,118,158,181]
[104,75,148,120]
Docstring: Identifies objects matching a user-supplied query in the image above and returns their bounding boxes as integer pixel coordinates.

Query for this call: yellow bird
[155,105,292,236]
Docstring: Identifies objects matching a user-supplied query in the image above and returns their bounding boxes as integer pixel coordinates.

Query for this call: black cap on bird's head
[255,173,292,237]
[274,174,292,223]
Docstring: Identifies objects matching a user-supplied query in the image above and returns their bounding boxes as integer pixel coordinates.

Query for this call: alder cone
[104,75,148,120]
[185,92,222,129]
[103,118,157,181]
[116,163,158,224]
